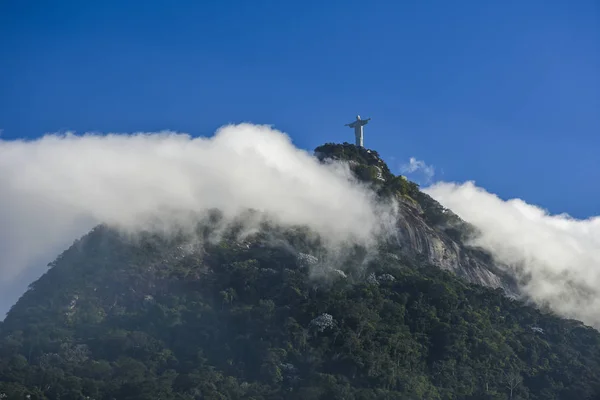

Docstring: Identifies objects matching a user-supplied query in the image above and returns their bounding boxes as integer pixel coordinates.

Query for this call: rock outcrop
[315,142,518,296]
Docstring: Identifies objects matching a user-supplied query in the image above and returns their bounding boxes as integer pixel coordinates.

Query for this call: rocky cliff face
[394,197,517,294]
[315,142,518,296]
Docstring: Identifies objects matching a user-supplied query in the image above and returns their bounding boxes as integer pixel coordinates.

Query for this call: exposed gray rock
[333,269,347,278]
[309,313,335,332]
[366,273,379,286]
[378,273,396,282]
[297,253,319,268]
[393,198,517,295]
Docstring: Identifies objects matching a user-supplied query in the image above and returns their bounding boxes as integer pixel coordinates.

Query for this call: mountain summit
[1,143,600,399]
[315,143,516,294]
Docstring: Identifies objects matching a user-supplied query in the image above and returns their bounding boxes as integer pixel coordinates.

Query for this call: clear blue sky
[1,0,598,218]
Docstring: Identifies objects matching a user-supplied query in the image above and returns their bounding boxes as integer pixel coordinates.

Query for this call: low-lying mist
[4,123,600,332]
[0,123,396,316]
[425,181,600,329]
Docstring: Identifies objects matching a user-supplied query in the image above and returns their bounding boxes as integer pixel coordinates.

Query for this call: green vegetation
[314,143,473,240]
[1,144,599,399]
[1,223,600,399]
[315,143,416,198]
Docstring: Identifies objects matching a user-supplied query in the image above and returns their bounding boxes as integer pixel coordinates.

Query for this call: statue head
[356,115,361,120]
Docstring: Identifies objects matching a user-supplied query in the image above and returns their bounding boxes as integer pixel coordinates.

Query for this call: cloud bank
[425,181,600,328]
[0,123,393,316]
[4,125,599,330]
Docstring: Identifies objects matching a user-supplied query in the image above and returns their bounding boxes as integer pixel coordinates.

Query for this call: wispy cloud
[0,124,397,316]
[424,181,600,329]
[400,157,435,183]
[5,125,600,331]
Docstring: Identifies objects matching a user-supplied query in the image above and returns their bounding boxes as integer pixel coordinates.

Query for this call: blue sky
[1,0,598,218]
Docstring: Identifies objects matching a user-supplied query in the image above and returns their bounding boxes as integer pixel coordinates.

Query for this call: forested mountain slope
[315,143,516,294]
[1,143,599,399]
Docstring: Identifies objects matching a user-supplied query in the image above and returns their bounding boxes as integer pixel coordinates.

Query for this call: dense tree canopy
[1,144,599,399]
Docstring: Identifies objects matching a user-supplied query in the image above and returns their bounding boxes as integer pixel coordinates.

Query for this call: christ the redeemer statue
[345,115,371,147]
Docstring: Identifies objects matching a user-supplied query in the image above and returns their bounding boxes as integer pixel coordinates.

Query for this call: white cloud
[424,181,600,328]
[0,123,396,316]
[400,157,435,183]
[5,125,598,331]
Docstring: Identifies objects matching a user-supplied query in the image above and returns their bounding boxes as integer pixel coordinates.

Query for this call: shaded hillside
[1,220,600,399]
[1,143,599,399]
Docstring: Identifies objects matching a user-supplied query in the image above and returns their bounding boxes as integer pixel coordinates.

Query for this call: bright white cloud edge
[424,181,600,329]
[0,123,396,317]
[1,124,600,330]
